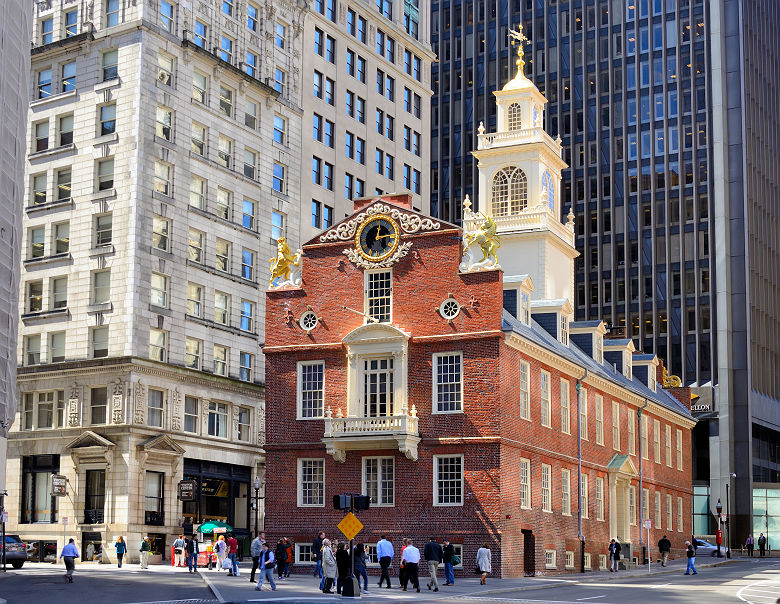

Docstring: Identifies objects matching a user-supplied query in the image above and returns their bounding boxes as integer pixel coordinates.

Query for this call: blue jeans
[229,552,237,575]
[444,562,454,584]
[686,557,697,574]
[187,553,198,572]
[355,566,369,590]
[320,574,326,590]
[314,557,323,577]
[257,567,276,590]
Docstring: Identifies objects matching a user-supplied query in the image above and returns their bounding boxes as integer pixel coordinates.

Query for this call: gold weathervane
[508,24,530,73]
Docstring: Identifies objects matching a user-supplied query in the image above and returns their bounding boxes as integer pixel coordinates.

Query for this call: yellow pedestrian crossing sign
[338,512,364,541]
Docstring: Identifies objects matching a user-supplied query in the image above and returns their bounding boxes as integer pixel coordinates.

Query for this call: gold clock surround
[354,214,400,262]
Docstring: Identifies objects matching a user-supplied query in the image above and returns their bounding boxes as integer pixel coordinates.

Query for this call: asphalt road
[446,559,780,604]
[0,565,215,604]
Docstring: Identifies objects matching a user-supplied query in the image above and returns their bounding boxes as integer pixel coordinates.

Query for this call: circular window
[300,310,319,331]
[439,298,461,320]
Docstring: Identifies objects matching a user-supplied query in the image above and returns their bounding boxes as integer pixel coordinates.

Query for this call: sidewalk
[202,556,740,602]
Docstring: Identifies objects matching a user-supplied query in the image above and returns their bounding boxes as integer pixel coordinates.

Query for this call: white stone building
[0,0,30,495]
[5,0,305,562]
[300,0,435,240]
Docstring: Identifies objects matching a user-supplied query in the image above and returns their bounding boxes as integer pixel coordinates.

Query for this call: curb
[474,558,741,597]
[199,570,226,603]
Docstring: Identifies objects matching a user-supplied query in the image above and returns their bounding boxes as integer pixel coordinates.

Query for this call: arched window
[541,170,555,210]
[507,103,522,131]
[492,166,528,216]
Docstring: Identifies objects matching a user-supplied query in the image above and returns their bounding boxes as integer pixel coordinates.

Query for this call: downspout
[638,399,649,563]
[575,369,589,573]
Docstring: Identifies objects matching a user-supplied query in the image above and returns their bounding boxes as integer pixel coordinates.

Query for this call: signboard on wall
[51,474,67,496]
[178,479,197,501]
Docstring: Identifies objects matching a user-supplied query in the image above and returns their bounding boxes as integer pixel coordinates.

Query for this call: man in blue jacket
[376,535,394,589]
[60,538,79,583]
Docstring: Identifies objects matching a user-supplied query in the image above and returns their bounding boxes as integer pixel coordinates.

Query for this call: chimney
[354,192,414,212]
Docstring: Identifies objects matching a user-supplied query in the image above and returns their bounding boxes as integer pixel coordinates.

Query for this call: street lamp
[251,477,263,538]
[716,498,723,558]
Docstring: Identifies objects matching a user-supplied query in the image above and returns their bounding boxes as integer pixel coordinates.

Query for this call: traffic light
[333,494,352,510]
[353,495,371,510]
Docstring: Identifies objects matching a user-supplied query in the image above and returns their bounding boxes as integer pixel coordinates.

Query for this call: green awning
[197,520,233,534]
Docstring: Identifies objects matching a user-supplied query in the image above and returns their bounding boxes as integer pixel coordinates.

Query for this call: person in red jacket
[226,534,239,576]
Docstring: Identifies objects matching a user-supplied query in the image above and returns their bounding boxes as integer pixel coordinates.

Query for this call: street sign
[644,520,652,529]
[337,512,364,541]
[61,517,69,526]
[721,513,727,523]
[52,474,67,496]
[0,511,8,523]
[178,479,197,501]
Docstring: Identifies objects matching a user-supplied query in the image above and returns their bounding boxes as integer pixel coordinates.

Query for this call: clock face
[356,215,400,261]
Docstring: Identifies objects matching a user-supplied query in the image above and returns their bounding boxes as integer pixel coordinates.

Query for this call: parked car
[694,539,721,557]
[1,535,27,568]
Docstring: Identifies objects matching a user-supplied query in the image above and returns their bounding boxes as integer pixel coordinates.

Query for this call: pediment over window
[137,434,186,455]
[63,430,116,450]
[342,322,410,346]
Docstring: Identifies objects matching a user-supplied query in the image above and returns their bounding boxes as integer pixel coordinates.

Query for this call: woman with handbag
[476,543,491,585]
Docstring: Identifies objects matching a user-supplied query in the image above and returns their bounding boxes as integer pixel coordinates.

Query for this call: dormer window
[492,166,527,217]
[521,291,530,324]
[559,314,569,345]
[623,349,632,379]
[508,103,522,130]
[594,334,604,364]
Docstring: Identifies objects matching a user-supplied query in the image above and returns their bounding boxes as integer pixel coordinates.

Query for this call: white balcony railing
[323,406,420,461]
[477,127,560,151]
[463,207,576,246]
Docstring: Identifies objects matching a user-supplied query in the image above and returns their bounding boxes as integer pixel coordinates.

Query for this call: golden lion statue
[464,214,501,263]
[269,237,302,287]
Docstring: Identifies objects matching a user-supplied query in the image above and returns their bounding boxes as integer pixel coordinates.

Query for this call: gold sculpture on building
[269,237,302,288]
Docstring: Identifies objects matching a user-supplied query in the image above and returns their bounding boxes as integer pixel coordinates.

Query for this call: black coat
[658,538,671,553]
[313,536,323,559]
[442,543,455,563]
[336,549,351,576]
[275,543,288,563]
[424,541,444,562]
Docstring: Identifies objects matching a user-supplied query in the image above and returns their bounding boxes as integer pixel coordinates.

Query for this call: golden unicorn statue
[269,237,302,288]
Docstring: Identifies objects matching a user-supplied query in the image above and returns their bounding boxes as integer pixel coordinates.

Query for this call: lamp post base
[341,576,361,597]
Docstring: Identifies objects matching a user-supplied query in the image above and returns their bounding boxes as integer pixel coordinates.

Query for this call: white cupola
[469,24,579,307]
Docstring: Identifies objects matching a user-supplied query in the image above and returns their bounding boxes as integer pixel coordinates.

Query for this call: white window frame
[541,463,552,512]
[362,456,394,507]
[581,473,589,519]
[596,476,605,521]
[654,491,662,528]
[629,485,637,525]
[653,418,661,463]
[584,553,592,570]
[433,454,464,507]
[641,414,649,459]
[676,428,683,470]
[540,369,551,427]
[665,424,672,467]
[677,496,684,532]
[364,269,392,323]
[149,328,167,362]
[519,457,531,509]
[561,468,571,516]
[628,412,636,455]
[432,352,463,414]
[147,387,165,427]
[297,360,325,419]
[297,458,325,507]
[666,493,673,530]
[560,378,570,434]
[595,394,604,445]
[612,401,620,450]
[295,543,315,565]
[565,551,575,569]
[580,387,589,441]
[545,550,556,569]
[599,553,608,570]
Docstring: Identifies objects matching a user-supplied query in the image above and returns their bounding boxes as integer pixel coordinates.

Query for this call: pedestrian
[658,535,671,567]
[284,537,294,577]
[173,534,186,567]
[186,535,199,573]
[353,543,370,594]
[377,534,394,589]
[401,539,421,592]
[250,533,263,583]
[758,533,767,557]
[255,542,277,592]
[60,537,79,583]
[424,536,443,592]
[336,542,350,594]
[442,538,455,586]
[214,535,227,571]
[745,534,755,557]
[313,531,325,578]
[684,540,698,575]
[114,536,127,568]
[608,539,621,572]
[275,538,288,579]
[140,536,151,569]
[399,537,408,588]
[476,542,492,585]
[321,538,337,593]
[226,533,239,576]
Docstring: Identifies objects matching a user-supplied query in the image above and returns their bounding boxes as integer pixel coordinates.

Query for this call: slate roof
[570,320,604,328]
[501,310,693,419]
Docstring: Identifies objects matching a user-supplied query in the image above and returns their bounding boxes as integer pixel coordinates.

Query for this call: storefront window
[21,455,59,523]
[82,531,102,561]
[145,471,164,525]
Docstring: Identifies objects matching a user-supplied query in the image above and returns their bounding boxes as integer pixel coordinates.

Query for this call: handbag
[451,555,461,566]
[475,565,482,575]
[222,557,233,570]
[174,548,183,555]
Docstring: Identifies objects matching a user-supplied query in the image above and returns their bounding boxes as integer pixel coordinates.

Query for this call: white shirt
[401,545,421,564]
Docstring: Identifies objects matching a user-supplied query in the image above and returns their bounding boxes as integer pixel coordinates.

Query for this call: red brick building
[263,54,696,577]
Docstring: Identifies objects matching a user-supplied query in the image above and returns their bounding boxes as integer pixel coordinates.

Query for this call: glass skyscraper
[430,0,780,546]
